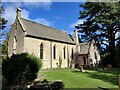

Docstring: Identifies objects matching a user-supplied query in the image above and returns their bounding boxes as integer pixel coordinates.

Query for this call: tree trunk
[108,28,116,67]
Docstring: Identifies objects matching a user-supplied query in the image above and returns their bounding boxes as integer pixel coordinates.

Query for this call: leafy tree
[0,5,8,38]
[115,40,120,67]
[2,32,10,56]
[78,35,83,43]
[76,2,120,67]
[0,5,8,56]
[69,34,83,43]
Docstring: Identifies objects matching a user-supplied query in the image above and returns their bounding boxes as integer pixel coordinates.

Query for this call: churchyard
[39,68,120,89]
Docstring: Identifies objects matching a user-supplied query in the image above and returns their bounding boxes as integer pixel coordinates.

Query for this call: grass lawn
[39,68,120,89]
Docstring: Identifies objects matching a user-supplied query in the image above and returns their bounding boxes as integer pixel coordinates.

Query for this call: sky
[2,2,85,38]
[1,1,119,49]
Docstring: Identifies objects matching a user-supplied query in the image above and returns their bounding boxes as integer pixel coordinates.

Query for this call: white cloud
[3,0,52,10]
[69,19,85,28]
[34,18,52,26]
[3,0,86,2]
[3,0,51,2]
[2,6,16,25]
[23,2,52,10]
[55,16,61,19]
[21,9,30,19]
[2,5,30,27]
[2,2,52,28]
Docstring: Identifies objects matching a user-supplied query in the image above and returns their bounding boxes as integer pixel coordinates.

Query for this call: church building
[8,8,101,69]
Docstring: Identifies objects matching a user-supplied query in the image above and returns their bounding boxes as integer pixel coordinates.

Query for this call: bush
[101,52,111,67]
[50,81,64,90]
[2,53,42,84]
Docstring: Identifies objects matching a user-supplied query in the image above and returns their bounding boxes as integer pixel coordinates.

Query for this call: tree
[76,2,120,67]
[115,40,120,67]
[0,5,8,38]
[0,5,8,56]
[69,34,83,43]
[2,32,9,56]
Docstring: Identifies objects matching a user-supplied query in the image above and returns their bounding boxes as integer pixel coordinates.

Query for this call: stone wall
[8,23,15,57]
[8,18,25,57]
[24,37,75,69]
[8,17,76,69]
[89,41,101,67]
[16,18,25,54]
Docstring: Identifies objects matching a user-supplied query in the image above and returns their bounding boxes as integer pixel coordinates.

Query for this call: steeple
[16,7,21,17]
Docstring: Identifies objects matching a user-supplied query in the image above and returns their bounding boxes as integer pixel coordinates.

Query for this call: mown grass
[39,68,120,89]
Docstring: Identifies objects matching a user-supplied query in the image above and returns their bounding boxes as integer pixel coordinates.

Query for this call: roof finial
[16,7,21,17]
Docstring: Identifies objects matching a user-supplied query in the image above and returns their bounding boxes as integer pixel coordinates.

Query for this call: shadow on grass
[71,68,119,86]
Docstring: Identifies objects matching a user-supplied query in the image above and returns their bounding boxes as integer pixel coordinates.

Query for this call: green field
[39,68,119,89]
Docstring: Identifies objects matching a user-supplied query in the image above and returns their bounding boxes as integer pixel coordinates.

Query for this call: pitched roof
[79,42,91,54]
[19,17,75,44]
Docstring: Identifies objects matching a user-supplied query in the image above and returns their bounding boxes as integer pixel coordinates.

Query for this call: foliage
[0,6,7,30]
[101,40,120,67]
[0,5,8,42]
[78,34,83,43]
[115,40,120,67]
[58,56,62,68]
[0,5,8,56]
[2,32,9,56]
[2,53,42,84]
[69,34,83,43]
[50,81,64,90]
[76,2,120,67]
[2,40,8,55]
[101,52,111,67]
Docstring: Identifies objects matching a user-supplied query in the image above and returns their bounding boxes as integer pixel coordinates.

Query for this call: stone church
[8,8,101,69]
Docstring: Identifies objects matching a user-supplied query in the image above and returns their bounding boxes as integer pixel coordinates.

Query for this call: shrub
[101,52,111,67]
[2,53,42,84]
[51,81,64,90]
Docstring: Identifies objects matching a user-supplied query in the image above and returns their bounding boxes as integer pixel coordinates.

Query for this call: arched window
[13,36,17,54]
[95,52,97,60]
[71,48,74,59]
[63,46,66,59]
[53,45,56,59]
[40,43,43,59]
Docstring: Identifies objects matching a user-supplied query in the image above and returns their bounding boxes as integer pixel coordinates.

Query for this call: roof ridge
[20,17,64,33]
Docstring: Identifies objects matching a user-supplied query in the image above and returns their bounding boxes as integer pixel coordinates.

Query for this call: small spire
[74,30,79,45]
[16,7,21,17]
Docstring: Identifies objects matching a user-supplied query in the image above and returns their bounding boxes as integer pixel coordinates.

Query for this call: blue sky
[2,1,119,47]
[2,2,85,37]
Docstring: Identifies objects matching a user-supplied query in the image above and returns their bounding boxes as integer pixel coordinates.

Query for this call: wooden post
[118,74,120,90]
